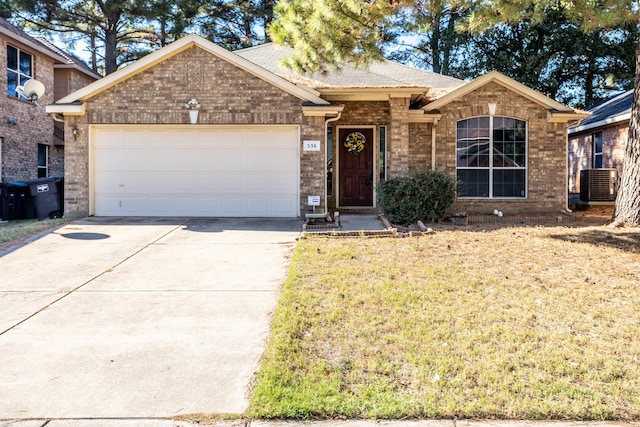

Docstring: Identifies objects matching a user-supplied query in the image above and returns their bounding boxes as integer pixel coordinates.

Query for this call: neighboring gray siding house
[568,90,631,196]
[0,18,99,183]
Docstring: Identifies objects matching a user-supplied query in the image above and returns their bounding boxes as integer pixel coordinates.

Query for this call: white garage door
[92,126,299,217]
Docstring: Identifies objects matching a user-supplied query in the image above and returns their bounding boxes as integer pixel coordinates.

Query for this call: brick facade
[64,46,325,216]
[0,38,61,182]
[58,40,575,218]
[568,123,627,194]
[0,29,95,187]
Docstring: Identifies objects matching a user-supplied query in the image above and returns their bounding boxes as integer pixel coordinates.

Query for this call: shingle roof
[234,43,464,95]
[34,36,98,76]
[569,90,632,134]
[0,17,98,78]
[583,90,632,126]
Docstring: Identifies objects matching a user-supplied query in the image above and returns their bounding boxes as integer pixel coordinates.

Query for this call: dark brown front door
[339,127,374,206]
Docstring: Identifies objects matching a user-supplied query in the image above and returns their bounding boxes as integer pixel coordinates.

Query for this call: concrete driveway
[0,217,301,419]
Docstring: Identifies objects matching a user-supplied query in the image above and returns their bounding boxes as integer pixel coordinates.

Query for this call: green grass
[0,218,70,247]
[248,225,640,420]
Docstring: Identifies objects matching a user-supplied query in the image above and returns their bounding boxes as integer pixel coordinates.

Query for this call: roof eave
[408,110,442,123]
[302,104,344,117]
[0,26,69,64]
[54,63,101,80]
[45,102,86,115]
[320,87,427,101]
[547,110,592,123]
[568,112,630,134]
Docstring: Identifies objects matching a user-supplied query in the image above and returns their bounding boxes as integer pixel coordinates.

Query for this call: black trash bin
[27,177,64,220]
[2,182,32,220]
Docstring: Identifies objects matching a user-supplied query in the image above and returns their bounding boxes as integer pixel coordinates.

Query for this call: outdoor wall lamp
[71,126,79,140]
[185,98,201,124]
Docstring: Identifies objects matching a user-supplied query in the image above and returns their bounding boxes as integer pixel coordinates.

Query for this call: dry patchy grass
[0,218,69,251]
[249,214,640,420]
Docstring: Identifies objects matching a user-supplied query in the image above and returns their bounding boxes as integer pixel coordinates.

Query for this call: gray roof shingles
[580,90,633,127]
[235,43,464,93]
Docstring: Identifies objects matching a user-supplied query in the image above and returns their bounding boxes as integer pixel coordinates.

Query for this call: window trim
[456,115,528,199]
[7,44,34,98]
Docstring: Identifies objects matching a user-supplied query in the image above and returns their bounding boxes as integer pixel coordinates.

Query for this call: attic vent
[580,169,617,202]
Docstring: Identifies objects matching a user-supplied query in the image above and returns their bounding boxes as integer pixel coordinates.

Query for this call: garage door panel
[93,126,299,217]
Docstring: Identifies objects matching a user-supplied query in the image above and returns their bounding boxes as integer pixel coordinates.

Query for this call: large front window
[456,116,527,198]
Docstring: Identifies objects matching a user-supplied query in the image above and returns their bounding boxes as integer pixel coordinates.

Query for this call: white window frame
[7,45,33,98]
[456,116,528,199]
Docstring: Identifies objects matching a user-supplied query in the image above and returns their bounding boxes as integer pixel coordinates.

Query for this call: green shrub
[377,170,458,225]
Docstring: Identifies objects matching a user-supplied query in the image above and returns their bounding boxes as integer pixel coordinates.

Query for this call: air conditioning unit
[580,169,617,202]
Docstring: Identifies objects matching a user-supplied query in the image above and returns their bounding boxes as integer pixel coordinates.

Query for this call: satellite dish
[16,79,45,101]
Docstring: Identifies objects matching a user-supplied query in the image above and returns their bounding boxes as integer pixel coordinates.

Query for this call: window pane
[458,169,489,197]
[327,127,333,196]
[19,51,32,76]
[493,169,525,197]
[7,71,17,97]
[7,45,17,71]
[594,132,603,168]
[594,132,603,152]
[594,154,603,169]
[38,144,47,167]
[379,126,386,181]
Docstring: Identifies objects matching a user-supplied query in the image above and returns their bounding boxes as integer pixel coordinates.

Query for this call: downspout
[51,113,65,123]
[431,118,439,171]
[324,111,342,215]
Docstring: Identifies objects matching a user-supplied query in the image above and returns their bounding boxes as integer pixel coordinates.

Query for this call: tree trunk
[104,27,119,75]
[612,36,640,227]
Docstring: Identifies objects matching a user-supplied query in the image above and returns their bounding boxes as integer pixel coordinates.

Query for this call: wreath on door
[344,131,366,155]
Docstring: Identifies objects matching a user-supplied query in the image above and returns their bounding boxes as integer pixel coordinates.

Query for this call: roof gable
[422,71,574,113]
[51,34,329,107]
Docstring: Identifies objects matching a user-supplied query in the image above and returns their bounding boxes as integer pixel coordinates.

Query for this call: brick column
[388,97,410,178]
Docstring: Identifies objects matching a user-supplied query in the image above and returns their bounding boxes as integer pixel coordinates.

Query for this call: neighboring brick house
[0,18,99,183]
[568,90,631,196]
[46,34,587,218]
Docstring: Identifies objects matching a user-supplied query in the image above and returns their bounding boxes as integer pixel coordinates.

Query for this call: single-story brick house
[568,90,630,198]
[0,18,99,183]
[46,34,588,218]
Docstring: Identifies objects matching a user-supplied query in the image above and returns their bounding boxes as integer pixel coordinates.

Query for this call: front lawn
[248,221,640,420]
[0,218,69,250]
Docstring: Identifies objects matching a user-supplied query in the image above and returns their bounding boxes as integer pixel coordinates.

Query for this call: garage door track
[0,217,300,419]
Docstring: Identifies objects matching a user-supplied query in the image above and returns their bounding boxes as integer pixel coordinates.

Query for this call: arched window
[456,116,527,198]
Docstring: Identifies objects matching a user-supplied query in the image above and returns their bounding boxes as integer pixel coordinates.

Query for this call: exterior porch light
[488,102,497,116]
[185,98,201,124]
